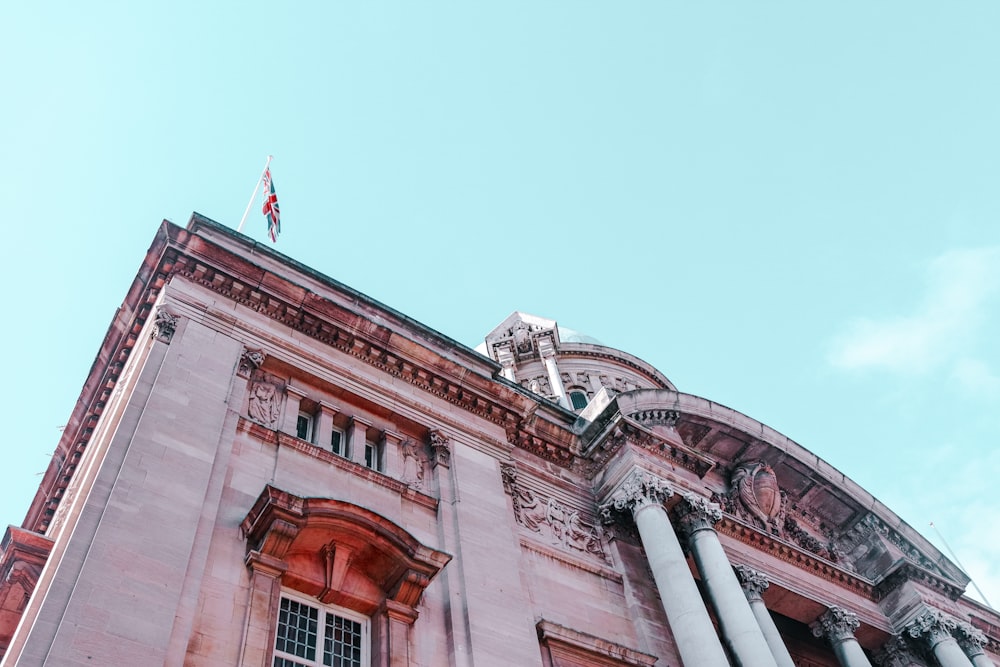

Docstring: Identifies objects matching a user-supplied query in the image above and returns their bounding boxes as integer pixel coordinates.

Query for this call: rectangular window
[296,413,313,442]
[364,442,382,472]
[330,429,344,457]
[273,594,368,667]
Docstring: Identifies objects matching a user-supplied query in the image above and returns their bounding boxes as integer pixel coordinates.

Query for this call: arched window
[240,486,451,667]
[569,390,589,411]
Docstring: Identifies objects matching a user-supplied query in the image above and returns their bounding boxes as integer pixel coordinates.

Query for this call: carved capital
[733,564,770,601]
[429,430,451,468]
[500,462,517,495]
[238,347,266,378]
[151,306,178,343]
[599,470,673,522]
[905,609,958,649]
[675,492,723,537]
[954,621,987,656]
[811,606,861,644]
[873,635,923,667]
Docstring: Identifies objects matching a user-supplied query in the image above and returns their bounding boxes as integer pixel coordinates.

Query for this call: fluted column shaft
[603,471,730,667]
[906,610,974,667]
[679,496,778,667]
[812,607,873,667]
[734,565,796,667]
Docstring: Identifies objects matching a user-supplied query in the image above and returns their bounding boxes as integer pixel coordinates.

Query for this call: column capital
[676,492,723,537]
[811,606,861,644]
[873,635,921,667]
[954,621,988,657]
[733,564,770,601]
[599,469,673,520]
[905,609,958,650]
[429,430,451,469]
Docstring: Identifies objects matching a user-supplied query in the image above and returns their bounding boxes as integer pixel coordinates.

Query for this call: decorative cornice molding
[811,606,861,644]
[716,517,875,599]
[582,420,715,480]
[873,561,966,603]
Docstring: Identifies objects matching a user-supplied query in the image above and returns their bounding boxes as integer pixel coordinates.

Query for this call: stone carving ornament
[399,438,425,490]
[599,470,673,521]
[725,461,785,535]
[905,609,958,649]
[238,347,266,378]
[503,465,606,560]
[151,306,179,343]
[733,564,770,602]
[811,606,861,643]
[247,371,285,428]
[873,635,926,667]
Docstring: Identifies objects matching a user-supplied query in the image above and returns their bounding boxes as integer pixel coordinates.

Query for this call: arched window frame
[239,485,451,667]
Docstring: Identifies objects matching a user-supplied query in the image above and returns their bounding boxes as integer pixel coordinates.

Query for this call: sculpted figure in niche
[248,372,284,428]
[400,438,424,489]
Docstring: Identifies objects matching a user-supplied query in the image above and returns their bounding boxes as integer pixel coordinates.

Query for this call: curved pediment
[584,388,969,592]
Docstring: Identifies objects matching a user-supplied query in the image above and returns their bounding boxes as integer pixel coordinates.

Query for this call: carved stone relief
[150,306,178,343]
[429,430,451,469]
[399,438,425,490]
[247,370,285,428]
[502,465,608,562]
[712,460,846,565]
[238,347,266,378]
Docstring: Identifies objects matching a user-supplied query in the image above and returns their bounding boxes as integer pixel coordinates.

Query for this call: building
[0,213,998,667]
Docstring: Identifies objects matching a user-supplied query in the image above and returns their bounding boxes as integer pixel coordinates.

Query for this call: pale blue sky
[3,2,999,605]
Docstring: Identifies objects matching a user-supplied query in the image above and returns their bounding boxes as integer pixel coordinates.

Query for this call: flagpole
[930,521,993,607]
[237,155,273,234]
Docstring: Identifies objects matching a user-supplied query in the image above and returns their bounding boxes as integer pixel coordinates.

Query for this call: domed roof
[556,326,603,346]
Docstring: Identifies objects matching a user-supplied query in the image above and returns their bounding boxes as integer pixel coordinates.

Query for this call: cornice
[717,516,875,600]
[31,219,582,533]
[873,560,966,603]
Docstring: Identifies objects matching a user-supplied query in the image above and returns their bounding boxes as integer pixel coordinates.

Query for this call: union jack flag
[262,168,280,242]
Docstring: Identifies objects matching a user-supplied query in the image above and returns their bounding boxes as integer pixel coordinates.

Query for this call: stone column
[906,610,974,667]
[734,565,796,667]
[811,607,873,667]
[282,385,307,436]
[536,334,570,410]
[601,470,730,667]
[677,495,777,667]
[314,401,340,454]
[347,415,371,466]
[873,635,925,667]
[956,622,995,667]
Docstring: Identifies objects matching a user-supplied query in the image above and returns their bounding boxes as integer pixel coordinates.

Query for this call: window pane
[330,430,342,456]
[364,444,374,469]
[275,597,318,661]
[569,391,588,410]
[323,612,364,667]
[296,415,311,440]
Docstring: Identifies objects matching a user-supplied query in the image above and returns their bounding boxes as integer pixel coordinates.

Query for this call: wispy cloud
[828,247,1000,374]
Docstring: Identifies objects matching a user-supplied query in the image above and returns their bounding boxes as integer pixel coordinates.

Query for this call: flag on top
[262,168,280,242]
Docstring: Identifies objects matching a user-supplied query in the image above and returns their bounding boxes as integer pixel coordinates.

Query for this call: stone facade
[0,213,998,667]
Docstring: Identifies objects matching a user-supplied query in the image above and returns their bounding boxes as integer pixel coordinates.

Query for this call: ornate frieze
[150,306,178,343]
[733,564,770,602]
[811,606,862,644]
[582,422,715,480]
[906,609,959,649]
[502,465,607,562]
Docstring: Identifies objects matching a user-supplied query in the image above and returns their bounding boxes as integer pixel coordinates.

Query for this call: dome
[556,326,603,346]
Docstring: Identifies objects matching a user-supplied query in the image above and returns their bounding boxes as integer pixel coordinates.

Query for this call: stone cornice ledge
[717,516,875,600]
[536,619,657,667]
[873,559,966,603]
